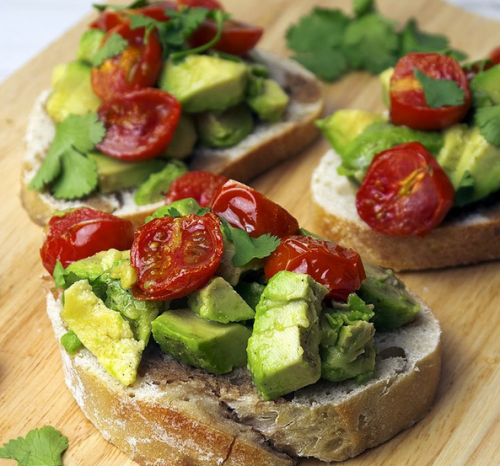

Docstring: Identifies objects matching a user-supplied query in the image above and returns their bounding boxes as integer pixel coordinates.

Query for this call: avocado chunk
[357,263,420,330]
[133,159,188,206]
[87,152,167,194]
[196,104,254,148]
[471,63,500,107]
[163,115,197,160]
[187,277,255,323]
[62,280,145,385]
[77,29,106,64]
[379,67,394,108]
[316,109,386,156]
[247,271,328,400]
[46,60,101,123]
[152,308,251,374]
[247,78,289,122]
[146,198,202,222]
[60,330,83,355]
[159,54,248,113]
[235,281,265,311]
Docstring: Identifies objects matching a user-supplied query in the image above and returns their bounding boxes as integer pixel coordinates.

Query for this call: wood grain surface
[1,1,500,465]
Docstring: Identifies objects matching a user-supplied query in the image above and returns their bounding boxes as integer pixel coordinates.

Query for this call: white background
[1,0,500,84]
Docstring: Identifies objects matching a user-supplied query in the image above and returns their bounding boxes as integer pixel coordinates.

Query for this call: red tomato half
[165,171,228,207]
[489,46,500,65]
[390,53,471,131]
[91,22,162,101]
[131,213,224,300]
[356,142,455,237]
[264,235,366,302]
[97,88,181,161]
[209,180,299,238]
[177,0,223,9]
[40,207,134,274]
[89,10,126,31]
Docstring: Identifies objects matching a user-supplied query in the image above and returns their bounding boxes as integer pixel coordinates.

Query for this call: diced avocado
[188,277,255,323]
[77,29,105,64]
[65,249,130,282]
[379,67,394,108]
[87,152,167,194]
[196,104,254,148]
[46,61,101,123]
[247,78,289,122]
[60,330,83,355]
[235,281,265,311]
[471,63,500,107]
[357,263,420,330]
[146,198,202,222]
[133,159,188,206]
[316,109,386,156]
[163,115,197,160]
[247,271,328,400]
[62,280,145,385]
[152,308,251,374]
[159,54,248,113]
[435,124,469,186]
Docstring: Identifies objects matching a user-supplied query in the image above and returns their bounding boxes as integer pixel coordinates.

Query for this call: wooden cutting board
[1,1,500,464]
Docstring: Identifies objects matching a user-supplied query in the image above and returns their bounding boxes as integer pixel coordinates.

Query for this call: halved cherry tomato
[489,46,500,65]
[91,22,162,101]
[264,235,366,302]
[165,171,228,207]
[40,207,134,274]
[131,213,223,300]
[177,0,223,10]
[209,180,299,238]
[356,142,455,237]
[390,53,471,131]
[89,10,126,31]
[97,88,181,161]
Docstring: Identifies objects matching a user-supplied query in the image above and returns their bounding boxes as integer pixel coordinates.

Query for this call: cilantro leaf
[475,105,500,147]
[91,32,128,67]
[414,67,465,108]
[400,18,449,55]
[53,261,81,290]
[0,426,68,466]
[293,49,348,81]
[353,0,375,18]
[454,170,475,207]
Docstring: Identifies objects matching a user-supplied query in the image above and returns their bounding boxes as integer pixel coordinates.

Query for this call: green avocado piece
[163,115,197,160]
[235,281,265,311]
[196,104,254,148]
[65,249,131,283]
[146,198,202,222]
[152,308,251,374]
[379,67,394,108]
[62,280,145,385]
[357,263,420,330]
[316,109,386,156]
[247,271,328,400]
[188,277,255,323]
[133,159,188,206]
[471,63,500,107]
[60,330,84,355]
[87,152,167,194]
[46,60,101,123]
[77,29,105,64]
[247,78,289,122]
[159,54,249,113]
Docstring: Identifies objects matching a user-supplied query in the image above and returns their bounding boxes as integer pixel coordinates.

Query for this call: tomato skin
[131,213,224,300]
[91,22,162,101]
[165,171,229,207]
[89,11,125,31]
[209,180,299,238]
[40,207,134,275]
[264,235,366,302]
[177,0,223,10]
[96,88,181,161]
[390,53,471,131]
[356,142,455,237]
[489,46,500,65]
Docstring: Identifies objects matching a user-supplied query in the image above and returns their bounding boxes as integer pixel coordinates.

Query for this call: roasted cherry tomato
[97,88,181,161]
[356,142,455,237]
[390,53,471,131]
[131,213,224,300]
[165,171,228,207]
[489,46,500,65]
[209,180,299,238]
[91,22,162,101]
[40,207,134,274]
[89,10,126,31]
[264,235,366,302]
[189,19,263,56]
[177,0,223,9]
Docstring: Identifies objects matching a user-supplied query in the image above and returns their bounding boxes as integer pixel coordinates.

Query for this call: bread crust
[21,51,323,228]
[312,150,500,271]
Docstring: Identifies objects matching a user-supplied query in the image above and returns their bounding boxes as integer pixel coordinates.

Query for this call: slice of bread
[46,283,441,465]
[20,50,323,227]
[312,149,500,271]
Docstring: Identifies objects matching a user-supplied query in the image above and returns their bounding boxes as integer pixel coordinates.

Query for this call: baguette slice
[312,149,500,271]
[21,50,323,227]
[46,283,441,465]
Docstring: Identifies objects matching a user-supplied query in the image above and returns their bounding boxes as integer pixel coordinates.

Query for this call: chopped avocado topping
[471,63,500,108]
[77,29,106,64]
[187,276,255,323]
[146,198,202,222]
[60,330,83,355]
[247,78,289,122]
[379,66,393,108]
[163,114,197,160]
[152,308,251,374]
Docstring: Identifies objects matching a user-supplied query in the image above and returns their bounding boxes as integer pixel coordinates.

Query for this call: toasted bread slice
[21,50,323,227]
[311,149,500,271]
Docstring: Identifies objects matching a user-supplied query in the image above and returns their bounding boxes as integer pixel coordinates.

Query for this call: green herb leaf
[293,49,348,81]
[353,0,375,18]
[53,261,81,290]
[414,67,465,108]
[0,426,68,466]
[475,105,500,146]
[91,32,129,67]
[400,18,449,55]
